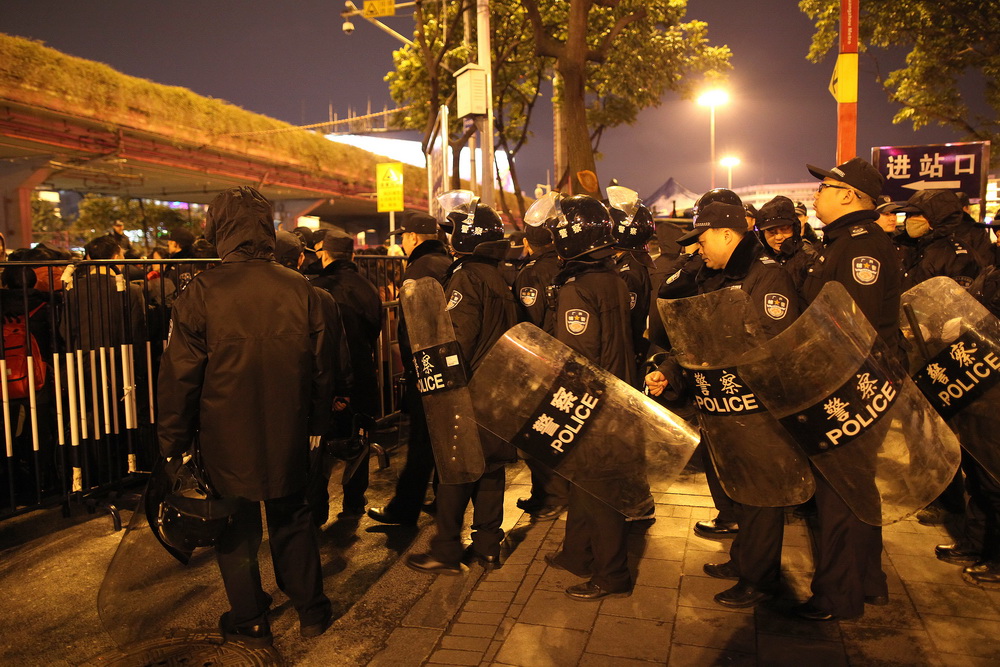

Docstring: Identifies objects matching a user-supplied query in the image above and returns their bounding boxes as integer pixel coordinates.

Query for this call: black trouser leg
[470,467,506,558]
[964,456,1000,561]
[729,503,784,591]
[701,440,736,524]
[386,394,435,522]
[263,490,331,626]
[560,484,631,592]
[810,474,885,618]
[430,480,474,565]
[215,499,267,627]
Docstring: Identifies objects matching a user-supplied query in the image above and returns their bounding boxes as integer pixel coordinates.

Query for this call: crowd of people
[9,157,1000,648]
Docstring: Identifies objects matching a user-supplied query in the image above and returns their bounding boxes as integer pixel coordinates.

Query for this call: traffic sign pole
[835,0,859,164]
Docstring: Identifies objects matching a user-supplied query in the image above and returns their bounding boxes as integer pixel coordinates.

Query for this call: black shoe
[367,506,416,526]
[406,553,463,575]
[564,581,630,601]
[703,561,739,580]
[963,560,1000,586]
[462,545,502,570]
[422,500,437,515]
[219,612,273,648]
[864,595,889,606]
[694,519,739,539]
[516,496,544,512]
[935,543,981,565]
[792,602,838,622]
[916,505,951,525]
[544,552,592,577]
[714,582,771,609]
[531,504,566,521]
[300,611,332,638]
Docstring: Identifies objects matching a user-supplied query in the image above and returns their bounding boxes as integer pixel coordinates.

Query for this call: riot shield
[468,323,699,517]
[901,276,1000,483]
[738,282,961,525]
[400,277,486,484]
[98,462,225,648]
[657,289,816,507]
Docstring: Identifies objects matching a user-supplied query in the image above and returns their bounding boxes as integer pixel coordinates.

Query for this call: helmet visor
[607,186,640,223]
[524,191,564,227]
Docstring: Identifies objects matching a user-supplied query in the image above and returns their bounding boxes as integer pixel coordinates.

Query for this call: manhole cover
[88,631,284,666]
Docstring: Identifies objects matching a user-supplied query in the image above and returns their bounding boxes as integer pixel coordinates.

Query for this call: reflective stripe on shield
[400,277,486,484]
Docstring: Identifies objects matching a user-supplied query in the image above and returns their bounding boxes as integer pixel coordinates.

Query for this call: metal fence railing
[0,255,406,524]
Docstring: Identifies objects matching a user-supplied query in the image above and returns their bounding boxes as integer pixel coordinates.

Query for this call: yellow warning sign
[363,0,395,18]
[377,162,404,212]
[829,53,858,104]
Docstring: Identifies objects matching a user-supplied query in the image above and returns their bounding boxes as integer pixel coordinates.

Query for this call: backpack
[2,304,47,399]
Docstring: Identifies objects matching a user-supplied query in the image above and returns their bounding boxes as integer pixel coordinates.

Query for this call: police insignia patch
[445,290,463,310]
[629,292,637,310]
[852,256,880,285]
[565,309,589,335]
[520,287,538,307]
[665,270,681,284]
[764,293,789,320]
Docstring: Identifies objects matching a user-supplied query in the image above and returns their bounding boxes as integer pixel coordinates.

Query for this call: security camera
[342,20,355,34]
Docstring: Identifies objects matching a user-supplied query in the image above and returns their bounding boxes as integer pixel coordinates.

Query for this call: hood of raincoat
[204,186,276,262]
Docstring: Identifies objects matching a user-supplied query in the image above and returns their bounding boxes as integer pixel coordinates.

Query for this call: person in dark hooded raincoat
[157,186,335,647]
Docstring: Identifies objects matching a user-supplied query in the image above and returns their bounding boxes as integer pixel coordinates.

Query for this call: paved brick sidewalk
[364,467,1000,666]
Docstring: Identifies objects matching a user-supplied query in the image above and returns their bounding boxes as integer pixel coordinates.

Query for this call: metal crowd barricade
[0,254,405,524]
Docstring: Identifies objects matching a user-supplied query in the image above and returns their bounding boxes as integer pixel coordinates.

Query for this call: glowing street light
[720,156,740,190]
[697,88,729,189]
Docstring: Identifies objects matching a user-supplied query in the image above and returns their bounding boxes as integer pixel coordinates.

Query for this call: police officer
[896,189,985,289]
[654,189,744,540]
[406,195,518,573]
[512,223,568,521]
[369,213,453,526]
[646,202,800,608]
[796,156,900,621]
[755,195,819,292]
[539,194,638,601]
[310,230,384,519]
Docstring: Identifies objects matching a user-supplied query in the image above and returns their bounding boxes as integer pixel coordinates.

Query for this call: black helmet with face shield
[606,185,654,251]
[524,192,615,260]
[437,190,504,254]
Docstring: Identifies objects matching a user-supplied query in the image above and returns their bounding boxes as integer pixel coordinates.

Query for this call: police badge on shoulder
[853,256,880,285]
[520,287,538,307]
[764,293,789,320]
[446,290,463,310]
[565,309,589,335]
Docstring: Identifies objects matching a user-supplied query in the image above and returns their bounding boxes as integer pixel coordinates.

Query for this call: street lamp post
[697,89,729,190]
[720,156,740,190]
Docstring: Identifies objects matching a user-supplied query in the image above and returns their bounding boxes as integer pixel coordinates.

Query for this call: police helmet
[607,186,654,251]
[524,192,615,260]
[437,190,504,254]
[155,458,238,553]
[692,188,742,220]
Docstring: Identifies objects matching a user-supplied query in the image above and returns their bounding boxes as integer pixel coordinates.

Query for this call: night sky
[0,0,979,200]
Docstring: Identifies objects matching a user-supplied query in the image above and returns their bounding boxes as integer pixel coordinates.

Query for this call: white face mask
[905,216,931,238]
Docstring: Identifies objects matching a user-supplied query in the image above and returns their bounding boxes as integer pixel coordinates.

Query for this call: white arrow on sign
[903,180,962,190]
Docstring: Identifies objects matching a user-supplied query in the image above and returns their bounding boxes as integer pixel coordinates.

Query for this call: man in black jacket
[538,194,638,601]
[897,189,985,289]
[755,195,819,292]
[796,157,899,621]
[310,230,384,518]
[158,186,335,647]
[511,223,567,521]
[406,197,518,574]
[368,214,453,526]
[646,202,800,609]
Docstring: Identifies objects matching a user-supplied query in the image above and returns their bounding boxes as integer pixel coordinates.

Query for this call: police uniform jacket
[762,236,819,293]
[157,196,334,501]
[443,240,518,374]
[553,254,636,386]
[513,247,560,334]
[801,210,902,350]
[311,260,384,415]
[615,250,653,359]
[904,212,985,289]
